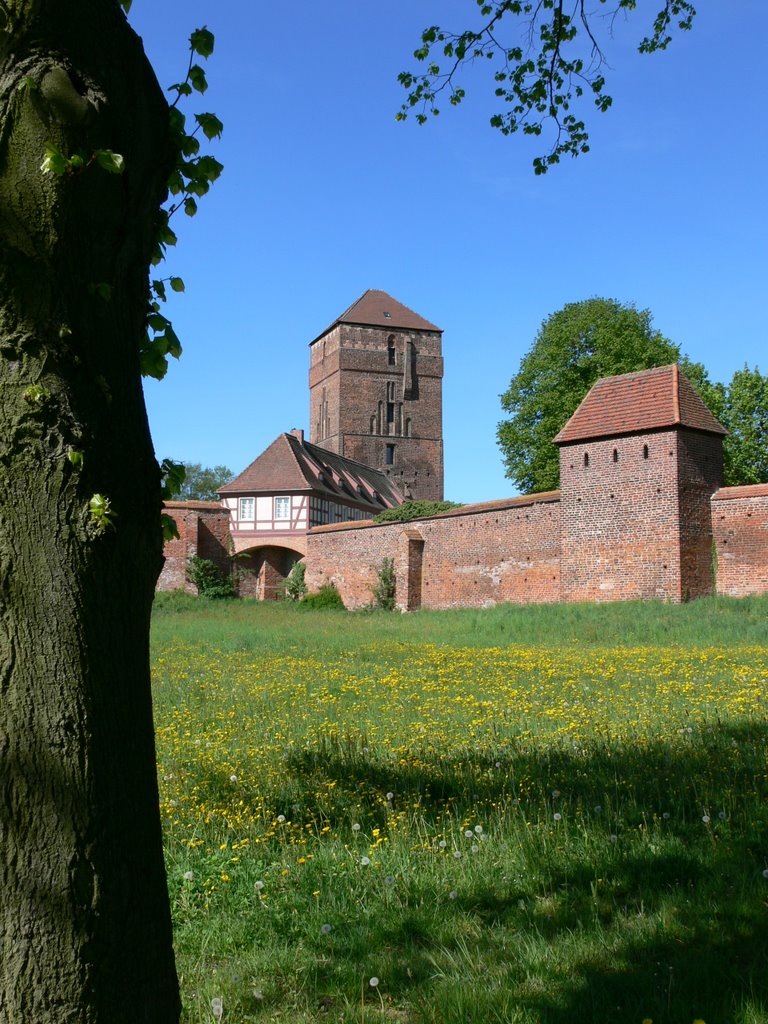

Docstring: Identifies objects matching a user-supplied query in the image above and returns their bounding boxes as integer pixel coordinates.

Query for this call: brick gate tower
[308,290,444,501]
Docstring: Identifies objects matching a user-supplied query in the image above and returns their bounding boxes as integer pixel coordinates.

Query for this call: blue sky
[131,1,766,503]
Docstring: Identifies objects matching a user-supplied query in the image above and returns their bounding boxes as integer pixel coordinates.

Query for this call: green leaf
[40,142,68,176]
[194,113,224,140]
[95,149,125,174]
[18,76,38,93]
[170,277,185,293]
[88,282,113,302]
[188,65,208,94]
[67,450,84,468]
[190,27,215,58]
[161,513,180,542]
[118,0,133,12]
[183,197,198,217]
[152,279,168,302]
[147,312,170,332]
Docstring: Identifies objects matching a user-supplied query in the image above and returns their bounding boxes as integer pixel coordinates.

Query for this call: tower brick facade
[309,290,444,501]
[555,365,725,602]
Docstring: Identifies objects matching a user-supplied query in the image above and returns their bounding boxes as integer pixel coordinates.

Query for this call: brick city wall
[157,502,232,593]
[712,484,768,597]
[306,493,562,610]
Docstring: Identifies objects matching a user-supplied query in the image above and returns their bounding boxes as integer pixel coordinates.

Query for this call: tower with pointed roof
[554,364,726,603]
[308,290,444,501]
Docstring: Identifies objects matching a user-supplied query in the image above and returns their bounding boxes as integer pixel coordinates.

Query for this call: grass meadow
[151,594,768,1024]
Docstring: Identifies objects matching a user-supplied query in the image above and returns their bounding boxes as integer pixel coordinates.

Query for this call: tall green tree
[721,365,768,486]
[0,3,219,1019]
[496,298,711,493]
[399,1,697,172]
[178,462,233,501]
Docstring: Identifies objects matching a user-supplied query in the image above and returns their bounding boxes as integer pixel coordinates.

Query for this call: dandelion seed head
[471,844,479,853]
[211,997,223,1019]
[474,824,483,834]
[361,856,371,866]
[369,976,379,988]
[553,812,562,822]
[183,871,194,882]
[453,850,462,859]
[229,774,238,783]
[762,868,768,879]
[254,880,265,891]
[384,875,395,885]
[277,814,286,823]
[438,839,447,849]
[465,830,473,838]
[662,812,671,820]
[352,823,361,832]
[718,811,727,820]
[449,890,457,899]
[702,815,711,824]
[386,792,394,800]
[320,923,332,934]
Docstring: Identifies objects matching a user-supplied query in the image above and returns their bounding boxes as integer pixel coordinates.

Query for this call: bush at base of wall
[300,584,345,610]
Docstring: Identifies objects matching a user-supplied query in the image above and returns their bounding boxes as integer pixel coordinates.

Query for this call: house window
[239,497,254,520]
[386,402,395,424]
[388,340,396,366]
[643,444,649,460]
[386,444,395,466]
[274,496,291,520]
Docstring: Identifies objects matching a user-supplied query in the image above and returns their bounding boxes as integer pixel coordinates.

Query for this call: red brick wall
[306,494,561,610]
[676,430,722,599]
[157,503,232,593]
[560,431,684,602]
[712,485,768,597]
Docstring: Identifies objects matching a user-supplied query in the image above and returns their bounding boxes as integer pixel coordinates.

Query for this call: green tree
[497,298,712,493]
[721,365,768,486]
[178,462,233,501]
[399,1,696,172]
[0,4,219,1020]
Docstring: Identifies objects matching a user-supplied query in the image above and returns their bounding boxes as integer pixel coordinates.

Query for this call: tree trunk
[0,2,179,1020]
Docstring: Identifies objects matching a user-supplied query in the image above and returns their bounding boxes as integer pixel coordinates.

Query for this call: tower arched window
[583,452,589,468]
[387,335,396,366]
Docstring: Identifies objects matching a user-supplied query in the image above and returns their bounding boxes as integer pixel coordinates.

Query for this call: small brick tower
[308,290,444,501]
[555,364,726,603]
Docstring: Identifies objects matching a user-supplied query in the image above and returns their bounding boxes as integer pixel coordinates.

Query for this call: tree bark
[0,2,179,1020]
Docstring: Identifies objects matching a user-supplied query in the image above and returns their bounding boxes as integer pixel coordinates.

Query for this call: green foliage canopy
[399,1,696,173]
[497,298,713,494]
[374,500,463,523]
[177,462,233,502]
[720,366,768,486]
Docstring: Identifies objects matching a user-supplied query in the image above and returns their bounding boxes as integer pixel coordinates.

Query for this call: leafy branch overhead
[397,0,696,173]
[141,25,223,381]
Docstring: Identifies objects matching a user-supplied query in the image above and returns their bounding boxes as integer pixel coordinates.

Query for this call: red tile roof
[712,483,768,501]
[554,364,726,445]
[311,289,441,344]
[218,432,404,512]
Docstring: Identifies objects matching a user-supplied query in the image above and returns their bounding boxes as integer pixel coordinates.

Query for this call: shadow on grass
[277,720,768,1023]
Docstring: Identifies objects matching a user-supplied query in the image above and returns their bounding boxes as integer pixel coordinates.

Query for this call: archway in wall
[235,545,304,601]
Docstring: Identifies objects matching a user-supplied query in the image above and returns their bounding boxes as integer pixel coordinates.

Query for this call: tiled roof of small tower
[311,289,441,344]
[554,364,726,445]
[218,432,404,511]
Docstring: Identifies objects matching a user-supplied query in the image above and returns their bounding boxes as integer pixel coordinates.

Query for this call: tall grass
[151,595,768,1023]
